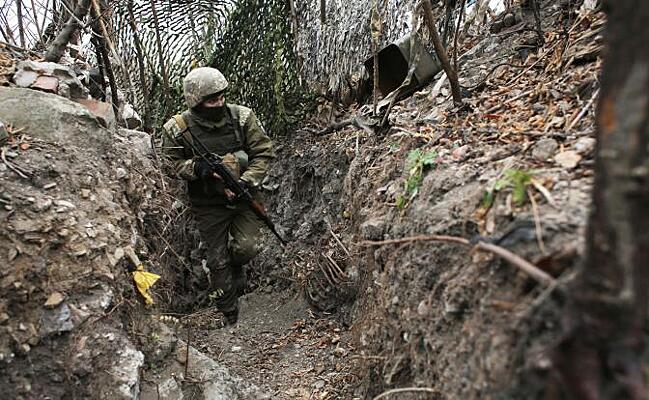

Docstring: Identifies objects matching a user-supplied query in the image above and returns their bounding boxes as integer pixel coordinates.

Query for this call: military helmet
[183,67,229,108]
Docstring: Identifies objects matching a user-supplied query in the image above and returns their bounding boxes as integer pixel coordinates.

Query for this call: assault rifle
[182,128,287,245]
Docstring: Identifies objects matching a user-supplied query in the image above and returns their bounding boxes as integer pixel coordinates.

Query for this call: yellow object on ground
[132,265,160,305]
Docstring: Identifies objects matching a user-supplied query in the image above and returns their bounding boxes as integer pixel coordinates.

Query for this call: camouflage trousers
[192,201,263,313]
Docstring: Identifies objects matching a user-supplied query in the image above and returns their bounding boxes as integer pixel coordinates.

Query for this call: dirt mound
[0,87,155,398]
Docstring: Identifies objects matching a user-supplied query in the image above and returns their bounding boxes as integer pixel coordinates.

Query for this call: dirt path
[191,290,359,399]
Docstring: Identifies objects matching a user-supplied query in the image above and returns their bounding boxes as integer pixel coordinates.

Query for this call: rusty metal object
[364,34,441,97]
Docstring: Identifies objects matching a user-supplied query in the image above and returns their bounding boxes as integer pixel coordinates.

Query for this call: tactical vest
[173,104,249,169]
[172,104,250,203]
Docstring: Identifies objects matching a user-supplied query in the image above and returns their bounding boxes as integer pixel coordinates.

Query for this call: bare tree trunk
[371,0,381,116]
[44,0,90,62]
[29,0,44,48]
[530,0,544,44]
[127,0,151,129]
[422,0,463,107]
[90,1,119,116]
[150,0,171,112]
[453,0,466,72]
[15,0,25,48]
[555,0,649,398]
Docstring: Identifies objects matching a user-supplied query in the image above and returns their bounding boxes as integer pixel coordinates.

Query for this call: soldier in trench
[160,67,275,325]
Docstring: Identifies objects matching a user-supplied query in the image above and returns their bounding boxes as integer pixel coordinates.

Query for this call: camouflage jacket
[160,104,274,204]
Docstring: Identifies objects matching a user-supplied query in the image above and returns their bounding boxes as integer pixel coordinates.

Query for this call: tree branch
[44,0,90,62]
[422,0,463,106]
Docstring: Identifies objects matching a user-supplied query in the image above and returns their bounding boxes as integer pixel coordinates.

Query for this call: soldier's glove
[194,159,213,180]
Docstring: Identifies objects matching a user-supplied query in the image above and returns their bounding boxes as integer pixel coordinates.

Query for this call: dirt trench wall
[250,119,592,398]
[0,87,164,399]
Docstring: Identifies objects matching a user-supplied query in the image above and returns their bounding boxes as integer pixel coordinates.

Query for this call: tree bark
[89,1,119,116]
[127,0,151,129]
[44,0,90,62]
[15,0,25,48]
[149,0,171,112]
[422,0,463,107]
[555,1,649,398]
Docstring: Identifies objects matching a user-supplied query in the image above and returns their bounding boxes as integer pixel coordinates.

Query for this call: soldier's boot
[223,307,239,325]
[231,264,246,297]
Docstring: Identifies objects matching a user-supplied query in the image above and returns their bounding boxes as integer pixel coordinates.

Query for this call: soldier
[161,67,274,325]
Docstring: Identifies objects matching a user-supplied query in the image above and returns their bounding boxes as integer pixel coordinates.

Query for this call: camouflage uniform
[161,68,274,321]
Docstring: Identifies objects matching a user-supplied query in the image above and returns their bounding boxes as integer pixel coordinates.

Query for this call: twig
[474,241,554,287]
[505,40,563,86]
[323,252,346,279]
[530,179,557,208]
[373,387,439,400]
[484,87,535,114]
[325,219,351,258]
[567,88,599,131]
[184,324,191,377]
[360,235,470,247]
[360,234,556,287]
[1,147,31,179]
[527,187,546,254]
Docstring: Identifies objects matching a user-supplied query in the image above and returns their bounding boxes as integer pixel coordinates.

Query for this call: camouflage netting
[294,0,414,97]
[110,0,309,135]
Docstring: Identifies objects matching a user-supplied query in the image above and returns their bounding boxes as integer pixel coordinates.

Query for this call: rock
[44,292,65,309]
[531,138,559,161]
[43,183,57,190]
[120,104,142,129]
[157,378,184,400]
[40,303,75,336]
[178,339,269,399]
[54,199,76,210]
[0,120,7,144]
[12,61,89,99]
[31,75,59,93]
[32,198,52,212]
[74,98,116,129]
[452,145,470,161]
[10,218,43,234]
[0,312,9,324]
[0,87,112,147]
[360,217,386,240]
[116,167,128,180]
[554,150,582,169]
[109,341,144,399]
[119,129,152,157]
[574,137,596,156]
[13,69,37,87]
